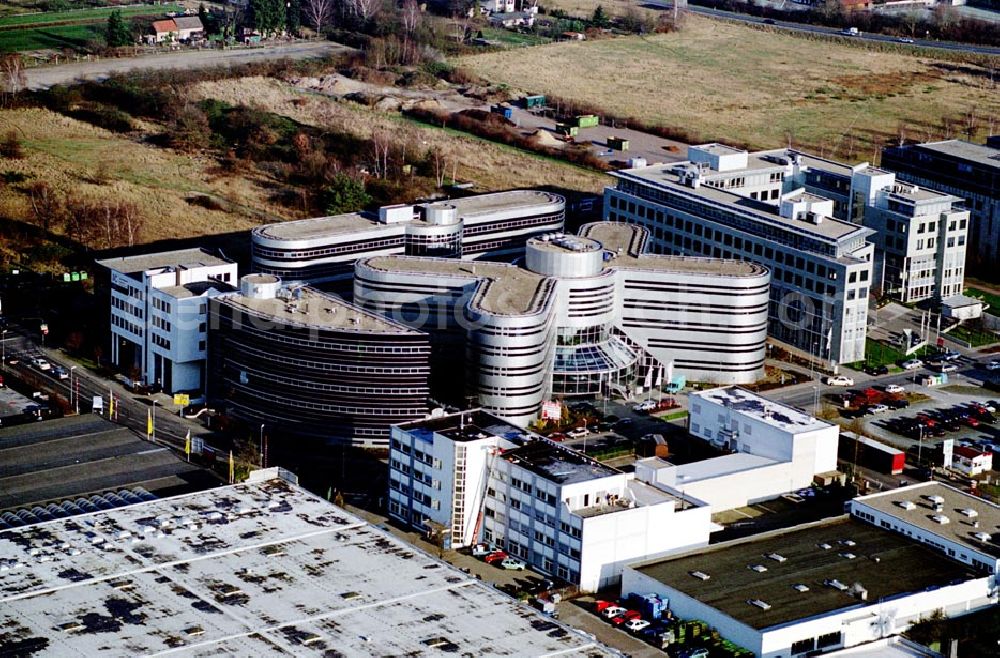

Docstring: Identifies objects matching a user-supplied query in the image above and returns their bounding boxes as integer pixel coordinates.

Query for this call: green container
[576,114,599,128]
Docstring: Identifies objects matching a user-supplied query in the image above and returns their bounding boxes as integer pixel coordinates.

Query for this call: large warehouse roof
[0,470,617,657]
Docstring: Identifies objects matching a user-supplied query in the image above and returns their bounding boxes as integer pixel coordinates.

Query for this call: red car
[610,610,642,626]
[549,433,566,442]
[484,551,508,565]
[593,600,615,613]
[962,416,980,428]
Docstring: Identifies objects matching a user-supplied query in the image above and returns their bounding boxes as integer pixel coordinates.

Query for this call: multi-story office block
[882,139,998,272]
[356,222,770,425]
[389,410,711,591]
[96,249,237,394]
[605,146,875,364]
[606,144,971,363]
[208,274,431,448]
[251,191,565,287]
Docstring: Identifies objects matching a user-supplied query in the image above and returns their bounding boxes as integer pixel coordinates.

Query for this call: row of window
[111,314,143,337]
[112,294,143,319]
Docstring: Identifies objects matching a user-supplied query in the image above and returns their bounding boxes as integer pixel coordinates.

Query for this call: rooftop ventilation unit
[927,495,945,505]
[960,508,979,518]
[749,564,768,573]
[690,571,711,580]
[898,500,916,510]
[932,514,950,525]
[974,532,992,542]
[817,543,832,550]
[840,552,857,560]
[748,599,772,610]
[793,584,810,593]
[766,553,787,563]
[841,539,856,547]
[825,579,848,591]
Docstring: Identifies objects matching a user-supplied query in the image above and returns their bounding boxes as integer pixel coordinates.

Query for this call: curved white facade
[355,223,771,426]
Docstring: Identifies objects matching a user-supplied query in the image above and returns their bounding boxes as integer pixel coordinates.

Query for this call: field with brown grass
[185,76,609,193]
[458,15,999,161]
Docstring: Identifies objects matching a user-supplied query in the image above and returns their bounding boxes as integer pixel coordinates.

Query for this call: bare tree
[303,0,335,33]
[0,54,26,108]
[344,0,380,23]
[28,181,63,232]
[369,128,391,179]
[401,0,421,62]
[430,146,448,188]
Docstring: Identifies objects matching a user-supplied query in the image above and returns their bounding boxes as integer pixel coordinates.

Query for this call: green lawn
[0,23,104,52]
[847,338,934,371]
[477,27,552,47]
[950,323,1000,347]
[0,4,184,28]
[967,287,1000,313]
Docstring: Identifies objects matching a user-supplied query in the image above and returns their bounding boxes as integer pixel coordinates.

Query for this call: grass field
[0,23,105,52]
[0,4,184,28]
[458,15,1000,161]
[968,287,1000,312]
[477,27,552,47]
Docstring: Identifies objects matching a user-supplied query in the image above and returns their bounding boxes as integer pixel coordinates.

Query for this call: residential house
[172,16,205,41]
[953,446,992,476]
[150,19,179,43]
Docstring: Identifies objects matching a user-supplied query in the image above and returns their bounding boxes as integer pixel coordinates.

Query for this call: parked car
[825,375,854,386]
[484,551,508,565]
[593,600,616,613]
[901,359,923,370]
[897,36,915,43]
[610,610,642,626]
[887,398,910,409]
[471,543,495,557]
[549,432,566,442]
[863,364,890,376]
[867,403,889,414]
[6,355,19,365]
[567,427,589,439]
[500,557,526,571]
[600,606,628,620]
[681,649,710,658]
[884,384,905,394]
[624,618,651,634]
[940,350,961,362]
[985,360,1000,371]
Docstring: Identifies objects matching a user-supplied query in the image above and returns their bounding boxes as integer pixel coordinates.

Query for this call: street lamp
[916,424,924,469]
[260,423,266,468]
[70,365,78,414]
[1,328,6,370]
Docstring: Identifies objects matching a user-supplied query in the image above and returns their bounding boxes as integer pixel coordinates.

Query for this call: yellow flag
[146,409,153,437]
[229,450,234,484]
[185,431,191,460]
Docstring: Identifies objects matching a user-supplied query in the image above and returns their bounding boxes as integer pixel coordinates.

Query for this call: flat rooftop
[217,286,421,334]
[96,248,232,275]
[694,143,747,157]
[0,471,618,657]
[157,280,235,300]
[614,165,871,244]
[396,409,539,445]
[631,517,976,630]
[503,439,620,485]
[691,386,834,434]
[853,481,1000,559]
[917,140,1000,169]
[0,415,218,513]
[253,190,565,242]
[663,453,780,484]
[360,256,551,316]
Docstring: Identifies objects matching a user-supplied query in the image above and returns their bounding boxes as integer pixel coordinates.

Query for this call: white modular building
[623,515,997,658]
[251,190,566,287]
[356,222,770,426]
[636,387,840,511]
[97,248,237,394]
[389,410,712,592]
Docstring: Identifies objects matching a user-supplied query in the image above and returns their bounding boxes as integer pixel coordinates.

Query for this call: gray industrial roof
[917,140,1000,169]
[691,386,833,434]
[96,248,232,275]
[631,517,975,630]
[0,471,619,657]
[216,285,421,334]
[853,481,1000,559]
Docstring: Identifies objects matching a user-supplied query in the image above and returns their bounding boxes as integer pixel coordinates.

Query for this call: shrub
[323,173,372,215]
[0,131,24,159]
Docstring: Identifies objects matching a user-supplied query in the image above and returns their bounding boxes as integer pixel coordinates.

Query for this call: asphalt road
[650,2,1000,57]
[24,40,353,91]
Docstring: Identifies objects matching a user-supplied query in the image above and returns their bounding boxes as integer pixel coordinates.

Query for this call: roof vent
[690,570,711,580]
[793,584,810,593]
[825,578,848,591]
[898,500,916,510]
[817,543,832,550]
[927,494,945,504]
[840,552,857,560]
[960,508,979,518]
[841,539,856,547]
[974,532,992,542]
[749,564,768,573]
[932,514,950,525]
[766,553,787,563]
[748,599,772,610]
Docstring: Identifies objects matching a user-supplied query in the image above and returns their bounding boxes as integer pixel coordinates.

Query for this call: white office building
[623,515,996,658]
[603,144,968,363]
[850,481,1000,574]
[357,222,770,426]
[389,410,712,592]
[636,386,840,510]
[251,190,566,287]
[97,249,237,394]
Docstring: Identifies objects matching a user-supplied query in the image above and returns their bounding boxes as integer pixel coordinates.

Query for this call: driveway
[25,41,352,90]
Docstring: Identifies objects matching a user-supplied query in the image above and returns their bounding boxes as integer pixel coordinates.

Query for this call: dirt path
[24,40,352,90]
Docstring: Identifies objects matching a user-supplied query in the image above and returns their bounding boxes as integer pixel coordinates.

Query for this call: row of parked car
[886,401,998,440]
[19,354,69,381]
[471,543,527,571]
[592,596,727,657]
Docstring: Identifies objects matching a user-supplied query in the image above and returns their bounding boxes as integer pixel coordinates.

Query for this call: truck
[842,27,859,36]
[839,431,905,475]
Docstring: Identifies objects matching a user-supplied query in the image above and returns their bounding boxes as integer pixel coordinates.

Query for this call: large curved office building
[355,223,770,426]
[207,275,431,448]
[251,190,566,287]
